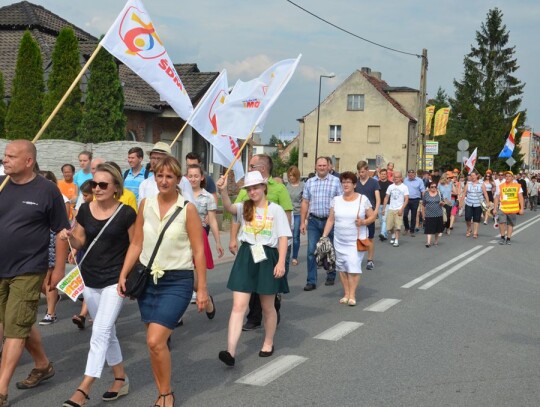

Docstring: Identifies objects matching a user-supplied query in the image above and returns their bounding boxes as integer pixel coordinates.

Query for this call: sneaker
[393,241,399,247]
[190,291,197,304]
[324,279,335,286]
[366,260,374,270]
[38,314,57,326]
[303,283,317,291]
[378,233,387,241]
[242,321,262,331]
[498,237,506,245]
[506,239,511,245]
[390,238,395,245]
[16,362,55,389]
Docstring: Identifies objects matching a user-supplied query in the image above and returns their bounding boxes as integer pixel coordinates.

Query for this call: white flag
[188,70,245,182]
[465,147,478,174]
[215,54,302,141]
[100,0,193,120]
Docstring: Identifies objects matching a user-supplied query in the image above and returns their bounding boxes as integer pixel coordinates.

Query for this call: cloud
[221,55,275,81]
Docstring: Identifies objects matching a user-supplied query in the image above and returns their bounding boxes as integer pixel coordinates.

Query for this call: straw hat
[242,171,267,188]
[147,141,171,156]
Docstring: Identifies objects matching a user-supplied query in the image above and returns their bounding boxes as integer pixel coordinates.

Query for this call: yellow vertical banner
[425,105,435,136]
[433,107,450,136]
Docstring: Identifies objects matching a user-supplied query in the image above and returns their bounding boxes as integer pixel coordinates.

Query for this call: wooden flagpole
[222,123,258,180]
[169,121,189,148]
[0,43,103,193]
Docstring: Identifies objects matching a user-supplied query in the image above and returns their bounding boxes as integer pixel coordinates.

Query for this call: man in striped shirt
[300,157,342,290]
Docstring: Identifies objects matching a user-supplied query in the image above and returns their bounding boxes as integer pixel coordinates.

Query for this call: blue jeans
[378,205,387,238]
[307,216,335,285]
[292,214,301,260]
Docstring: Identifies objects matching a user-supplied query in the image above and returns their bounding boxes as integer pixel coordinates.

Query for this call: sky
[10,0,540,142]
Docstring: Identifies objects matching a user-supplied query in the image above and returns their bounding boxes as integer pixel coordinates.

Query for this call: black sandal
[63,388,89,407]
[153,391,175,407]
[72,315,86,330]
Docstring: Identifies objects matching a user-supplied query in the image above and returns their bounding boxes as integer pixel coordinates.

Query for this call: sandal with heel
[153,391,175,407]
[63,388,89,407]
[102,376,129,401]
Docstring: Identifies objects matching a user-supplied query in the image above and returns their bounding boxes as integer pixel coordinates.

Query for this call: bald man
[0,140,70,404]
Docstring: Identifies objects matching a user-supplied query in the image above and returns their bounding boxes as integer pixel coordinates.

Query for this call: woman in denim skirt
[118,156,207,407]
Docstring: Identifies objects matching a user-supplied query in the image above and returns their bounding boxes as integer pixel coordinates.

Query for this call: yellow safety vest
[499,183,520,214]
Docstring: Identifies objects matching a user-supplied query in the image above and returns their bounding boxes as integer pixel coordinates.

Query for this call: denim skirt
[137,270,193,330]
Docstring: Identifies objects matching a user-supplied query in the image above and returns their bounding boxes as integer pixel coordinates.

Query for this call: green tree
[79,43,126,142]
[5,31,44,140]
[288,146,299,168]
[449,8,525,173]
[42,27,82,140]
[0,71,6,138]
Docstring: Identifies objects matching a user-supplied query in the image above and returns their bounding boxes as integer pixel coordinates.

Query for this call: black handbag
[123,204,185,298]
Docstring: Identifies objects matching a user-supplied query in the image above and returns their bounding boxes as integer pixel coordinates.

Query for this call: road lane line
[364,298,401,312]
[509,216,540,236]
[419,246,494,290]
[402,246,483,288]
[235,355,308,386]
[314,321,363,341]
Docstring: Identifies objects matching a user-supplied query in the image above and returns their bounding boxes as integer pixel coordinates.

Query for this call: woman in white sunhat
[216,171,291,366]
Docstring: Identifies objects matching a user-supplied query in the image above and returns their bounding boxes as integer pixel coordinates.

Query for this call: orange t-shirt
[58,180,77,219]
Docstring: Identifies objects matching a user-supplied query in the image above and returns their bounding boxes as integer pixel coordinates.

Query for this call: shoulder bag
[356,195,372,252]
[123,203,185,298]
[78,203,124,267]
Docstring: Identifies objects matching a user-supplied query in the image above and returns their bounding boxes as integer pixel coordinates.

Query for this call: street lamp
[315,73,335,164]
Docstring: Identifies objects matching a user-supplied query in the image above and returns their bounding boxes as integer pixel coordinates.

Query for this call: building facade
[298,67,419,176]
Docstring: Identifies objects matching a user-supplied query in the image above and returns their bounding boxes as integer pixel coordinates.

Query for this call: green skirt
[227,242,289,295]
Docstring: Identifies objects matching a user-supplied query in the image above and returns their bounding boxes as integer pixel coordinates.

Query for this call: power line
[285,0,422,58]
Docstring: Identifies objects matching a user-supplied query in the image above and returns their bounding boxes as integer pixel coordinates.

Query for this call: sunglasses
[90,181,110,190]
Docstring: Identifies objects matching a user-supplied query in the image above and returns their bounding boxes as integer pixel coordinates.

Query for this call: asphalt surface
[6,211,540,406]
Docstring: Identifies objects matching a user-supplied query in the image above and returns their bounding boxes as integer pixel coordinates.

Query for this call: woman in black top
[59,163,136,407]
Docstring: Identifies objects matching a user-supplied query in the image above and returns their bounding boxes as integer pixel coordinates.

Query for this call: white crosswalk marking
[364,298,401,312]
[314,321,363,341]
[235,355,308,386]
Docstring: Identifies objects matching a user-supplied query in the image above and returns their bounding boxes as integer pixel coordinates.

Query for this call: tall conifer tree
[5,31,44,140]
[79,44,126,142]
[42,27,82,140]
[450,8,524,171]
[0,71,6,138]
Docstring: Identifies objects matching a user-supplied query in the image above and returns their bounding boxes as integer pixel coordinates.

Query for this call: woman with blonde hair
[59,163,136,407]
[285,165,304,266]
[118,156,207,407]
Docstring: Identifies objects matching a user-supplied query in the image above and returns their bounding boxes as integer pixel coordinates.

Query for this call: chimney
[370,71,382,80]
[360,67,371,74]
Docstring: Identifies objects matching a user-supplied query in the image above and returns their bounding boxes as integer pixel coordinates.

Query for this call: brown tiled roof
[360,71,417,122]
[0,1,218,114]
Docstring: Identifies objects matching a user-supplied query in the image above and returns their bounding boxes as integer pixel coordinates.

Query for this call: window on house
[367,158,377,171]
[367,125,380,144]
[329,125,341,142]
[347,94,365,111]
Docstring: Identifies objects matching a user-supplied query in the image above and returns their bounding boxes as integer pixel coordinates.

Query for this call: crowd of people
[0,139,537,406]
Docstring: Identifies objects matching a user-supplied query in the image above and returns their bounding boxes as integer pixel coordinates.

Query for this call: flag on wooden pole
[101,0,193,121]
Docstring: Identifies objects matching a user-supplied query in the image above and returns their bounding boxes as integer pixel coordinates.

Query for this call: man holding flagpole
[0,140,70,406]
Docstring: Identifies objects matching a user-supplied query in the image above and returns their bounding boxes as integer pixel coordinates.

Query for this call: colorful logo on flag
[209,90,227,134]
[119,5,165,59]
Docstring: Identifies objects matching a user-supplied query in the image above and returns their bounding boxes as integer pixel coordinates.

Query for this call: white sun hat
[242,171,267,188]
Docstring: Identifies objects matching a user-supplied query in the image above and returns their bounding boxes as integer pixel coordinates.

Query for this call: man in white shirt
[138,142,193,204]
[382,171,409,247]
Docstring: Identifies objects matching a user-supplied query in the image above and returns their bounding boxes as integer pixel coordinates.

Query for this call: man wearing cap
[300,156,342,290]
[402,169,425,237]
[230,154,292,331]
[138,142,194,204]
[494,171,524,245]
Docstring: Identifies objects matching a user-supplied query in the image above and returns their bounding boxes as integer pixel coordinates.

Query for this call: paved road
[7,211,540,406]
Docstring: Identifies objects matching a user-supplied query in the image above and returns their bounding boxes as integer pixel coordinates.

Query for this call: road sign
[425,141,439,155]
[506,157,516,167]
[457,151,469,163]
[425,154,434,170]
[457,139,469,151]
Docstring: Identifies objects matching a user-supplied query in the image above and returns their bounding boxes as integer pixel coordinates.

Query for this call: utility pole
[417,48,428,171]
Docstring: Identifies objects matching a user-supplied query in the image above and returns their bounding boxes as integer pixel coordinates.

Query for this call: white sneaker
[393,241,399,247]
[190,291,197,304]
